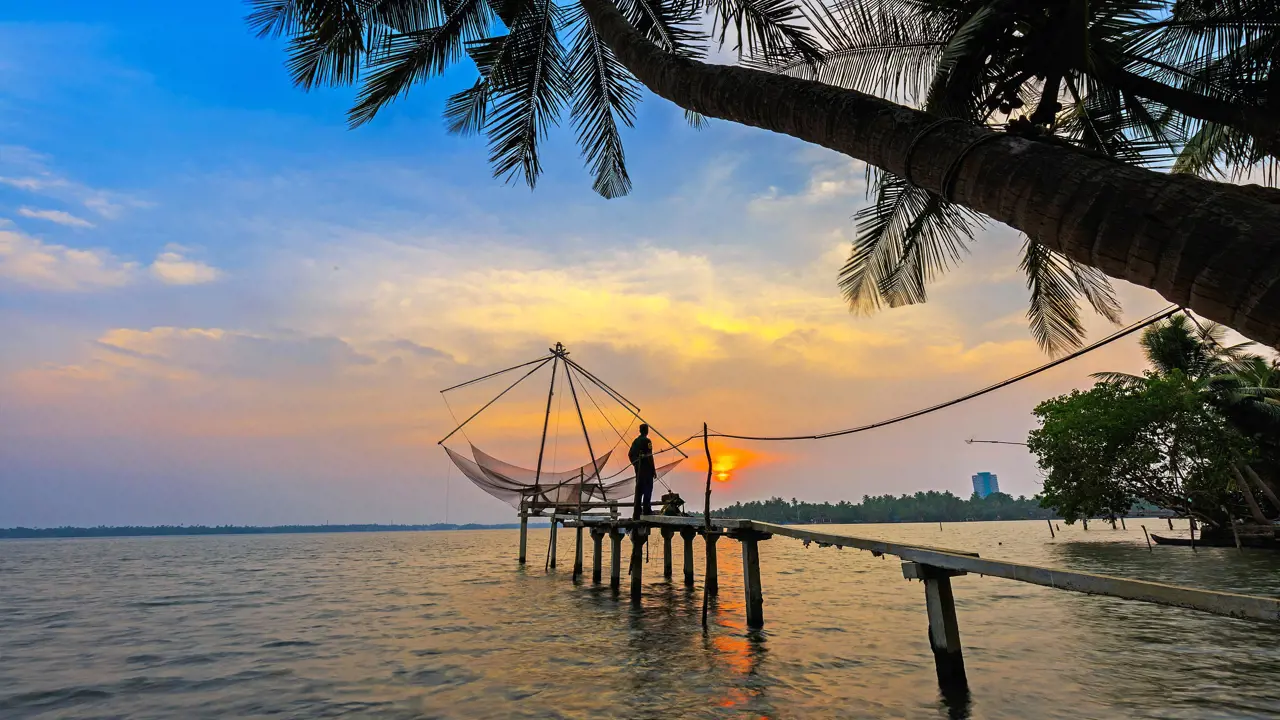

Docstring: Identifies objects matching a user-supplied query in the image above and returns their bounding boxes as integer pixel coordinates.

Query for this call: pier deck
[538,512,1280,691]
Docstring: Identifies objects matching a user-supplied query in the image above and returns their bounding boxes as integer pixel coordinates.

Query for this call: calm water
[3,520,1280,719]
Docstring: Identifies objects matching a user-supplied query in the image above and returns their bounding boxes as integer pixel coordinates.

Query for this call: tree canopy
[1029,314,1280,528]
[716,491,1054,523]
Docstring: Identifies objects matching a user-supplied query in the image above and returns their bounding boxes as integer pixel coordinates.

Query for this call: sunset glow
[685,442,773,484]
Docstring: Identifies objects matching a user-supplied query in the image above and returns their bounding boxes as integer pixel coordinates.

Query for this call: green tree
[252,0,1280,347]
[1029,372,1256,528]
[1090,313,1280,518]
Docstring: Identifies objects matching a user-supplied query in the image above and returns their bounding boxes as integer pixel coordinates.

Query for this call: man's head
[639,423,649,436]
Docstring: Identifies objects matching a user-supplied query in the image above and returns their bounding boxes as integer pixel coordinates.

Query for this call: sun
[712,454,740,483]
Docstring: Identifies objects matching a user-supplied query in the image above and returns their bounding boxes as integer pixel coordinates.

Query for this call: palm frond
[926,1,1002,117]
[1090,371,1146,387]
[703,0,823,63]
[567,7,641,198]
[246,0,305,39]
[252,0,374,89]
[1020,239,1120,355]
[684,108,708,128]
[348,0,494,126]
[616,0,704,56]
[840,171,981,312]
[484,0,571,188]
[445,77,491,135]
[751,0,948,104]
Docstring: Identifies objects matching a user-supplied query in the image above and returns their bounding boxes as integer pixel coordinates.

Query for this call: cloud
[0,145,148,220]
[149,245,221,285]
[0,226,136,290]
[17,207,94,228]
[94,326,374,378]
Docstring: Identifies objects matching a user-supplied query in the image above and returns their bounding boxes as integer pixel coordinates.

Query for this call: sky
[0,2,1188,526]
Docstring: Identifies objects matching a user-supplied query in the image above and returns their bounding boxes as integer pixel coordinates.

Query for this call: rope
[940,134,1005,202]
[902,117,965,187]
[441,393,472,444]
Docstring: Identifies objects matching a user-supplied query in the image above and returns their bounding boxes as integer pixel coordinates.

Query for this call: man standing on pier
[629,424,657,518]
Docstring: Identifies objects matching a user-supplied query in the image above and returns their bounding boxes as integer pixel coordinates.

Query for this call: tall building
[972,472,1000,499]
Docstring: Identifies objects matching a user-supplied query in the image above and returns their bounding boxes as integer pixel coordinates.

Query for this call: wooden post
[609,528,623,591]
[739,532,765,628]
[1141,525,1153,552]
[1047,519,1055,538]
[903,562,967,689]
[573,525,584,578]
[591,528,605,584]
[704,532,719,596]
[1120,516,1126,530]
[1168,517,1174,530]
[630,527,646,601]
[681,527,696,587]
[518,511,528,564]
[549,520,558,569]
[661,527,674,579]
[1083,518,1089,531]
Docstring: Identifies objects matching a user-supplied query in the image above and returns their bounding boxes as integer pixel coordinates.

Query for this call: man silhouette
[628,424,657,518]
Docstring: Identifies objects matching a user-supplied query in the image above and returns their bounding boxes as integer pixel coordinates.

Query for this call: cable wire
[710,305,1178,442]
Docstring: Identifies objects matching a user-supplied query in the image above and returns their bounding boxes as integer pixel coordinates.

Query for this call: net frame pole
[532,348,561,493]
[437,357,553,446]
[439,354,552,393]
[564,363,602,520]
[563,358,688,459]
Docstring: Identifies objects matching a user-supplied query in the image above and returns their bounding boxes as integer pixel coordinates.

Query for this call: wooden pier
[538,513,1280,692]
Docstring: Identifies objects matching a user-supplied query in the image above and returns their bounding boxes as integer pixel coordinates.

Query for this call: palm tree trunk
[579,0,1280,347]
[1230,463,1271,525]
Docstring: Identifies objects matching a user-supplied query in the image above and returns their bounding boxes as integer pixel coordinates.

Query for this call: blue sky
[0,2,1177,526]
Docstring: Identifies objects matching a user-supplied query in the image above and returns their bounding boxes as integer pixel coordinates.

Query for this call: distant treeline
[716,491,1058,524]
[0,523,541,539]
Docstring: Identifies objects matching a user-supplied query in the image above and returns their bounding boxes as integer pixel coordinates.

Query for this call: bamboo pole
[1141,525,1152,552]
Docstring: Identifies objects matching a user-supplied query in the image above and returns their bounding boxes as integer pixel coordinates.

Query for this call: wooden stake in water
[1047,519,1055,539]
[1121,516,1126,530]
[1224,507,1243,553]
[1141,525,1152,552]
[701,422,713,629]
